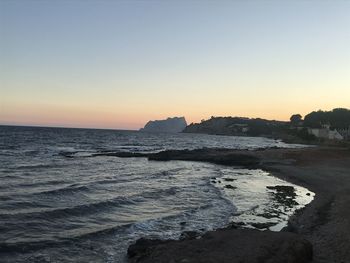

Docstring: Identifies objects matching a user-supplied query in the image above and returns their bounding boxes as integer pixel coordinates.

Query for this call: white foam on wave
[211,168,315,231]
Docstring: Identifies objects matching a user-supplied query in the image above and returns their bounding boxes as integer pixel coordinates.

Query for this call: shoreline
[124,146,350,262]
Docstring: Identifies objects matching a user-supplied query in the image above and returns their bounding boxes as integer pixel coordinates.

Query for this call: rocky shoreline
[124,146,350,263]
[128,228,313,263]
[63,146,350,262]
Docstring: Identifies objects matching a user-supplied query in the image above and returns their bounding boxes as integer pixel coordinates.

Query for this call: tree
[290,114,302,125]
[303,108,350,129]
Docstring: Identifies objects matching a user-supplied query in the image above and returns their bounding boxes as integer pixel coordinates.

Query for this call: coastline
[126,146,350,262]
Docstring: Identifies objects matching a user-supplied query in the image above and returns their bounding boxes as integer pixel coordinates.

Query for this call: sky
[1,1,349,130]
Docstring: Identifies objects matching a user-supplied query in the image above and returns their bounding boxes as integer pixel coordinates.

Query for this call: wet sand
[128,146,350,263]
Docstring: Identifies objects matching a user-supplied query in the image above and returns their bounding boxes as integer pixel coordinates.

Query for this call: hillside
[184,116,288,137]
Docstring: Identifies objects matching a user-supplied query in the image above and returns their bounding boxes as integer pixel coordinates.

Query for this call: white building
[308,125,344,140]
[338,127,350,140]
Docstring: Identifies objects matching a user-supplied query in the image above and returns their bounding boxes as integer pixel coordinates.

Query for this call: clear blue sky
[1,1,349,129]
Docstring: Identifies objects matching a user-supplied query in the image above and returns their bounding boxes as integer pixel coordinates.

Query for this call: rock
[267,185,295,194]
[224,185,236,190]
[229,222,246,228]
[127,238,169,259]
[140,117,187,133]
[148,148,260,167]
[250,222,277,229]
[266,185,298,207]
[223,178,236,182]
[92,152,147,158]
[179,231,200,240]
[128,228,313,263]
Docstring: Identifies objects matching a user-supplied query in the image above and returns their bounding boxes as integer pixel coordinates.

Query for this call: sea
[0,126,314,263]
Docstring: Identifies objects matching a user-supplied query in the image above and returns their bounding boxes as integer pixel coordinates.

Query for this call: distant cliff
[140,117,187,133]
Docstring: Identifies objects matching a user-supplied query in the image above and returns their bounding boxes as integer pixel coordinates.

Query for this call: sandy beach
[128,146,350,263]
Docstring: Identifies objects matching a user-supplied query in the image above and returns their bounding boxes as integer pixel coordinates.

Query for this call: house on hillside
[307,124,344,140]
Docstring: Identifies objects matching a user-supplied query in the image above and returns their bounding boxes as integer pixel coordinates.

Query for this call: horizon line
[0,123,138,132]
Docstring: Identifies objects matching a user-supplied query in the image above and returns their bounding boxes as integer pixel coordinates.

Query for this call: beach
[128,146,350,263]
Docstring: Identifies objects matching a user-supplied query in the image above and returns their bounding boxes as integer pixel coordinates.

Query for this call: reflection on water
[211,168,315,231]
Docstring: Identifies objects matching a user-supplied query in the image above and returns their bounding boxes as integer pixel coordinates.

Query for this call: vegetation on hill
[183,108,350,143]
[184,116,289,137]
[303,108,350,129]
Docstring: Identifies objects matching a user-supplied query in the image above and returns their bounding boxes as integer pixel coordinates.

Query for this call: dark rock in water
[128,228,313,263]
[139,117,187,133]
[250,222,277,229]
[223,178,236,182]
[59,152,76,158]
[127,238,170,259]
[224,185,236,190]
[267,185,295,193]
[179,231,201,240]
[61,151,148,158]
[148,148,260,167]
[257,212,279,219]
[229,222,246,228]
[92,152,147,158]
[267,185,298,207]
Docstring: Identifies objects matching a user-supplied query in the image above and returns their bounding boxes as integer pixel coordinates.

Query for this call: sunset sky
[1,1,349,129]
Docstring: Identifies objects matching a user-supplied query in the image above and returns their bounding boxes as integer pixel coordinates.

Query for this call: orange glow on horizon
[1,1,349,130]
[1,101,349,130]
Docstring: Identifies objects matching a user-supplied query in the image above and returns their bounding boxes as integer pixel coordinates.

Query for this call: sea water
[0,126,312,262]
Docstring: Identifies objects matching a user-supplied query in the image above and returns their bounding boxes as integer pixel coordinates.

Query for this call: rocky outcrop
[148,148,260,167]
[128,228,313,263]
[140,117,187,133]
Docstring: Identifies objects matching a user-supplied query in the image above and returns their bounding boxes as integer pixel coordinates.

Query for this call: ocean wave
[10,179,66,189]
[22,150,41,156]
[0,221,136,254]
[0,197,137,220]
[0,210,202,254]
[0,196,11,201]
[32,184,90,196]
[0,201,51,213]
[57,150,95,158]
[0,186,181,220]
[13,163,64,170]
[0,239,67,254]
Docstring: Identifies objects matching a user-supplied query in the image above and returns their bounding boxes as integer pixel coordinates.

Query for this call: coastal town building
[338,127,350,140]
